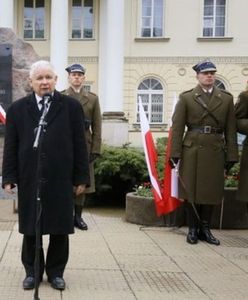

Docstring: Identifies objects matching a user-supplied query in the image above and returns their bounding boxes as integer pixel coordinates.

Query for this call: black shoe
[198,222,220,246]
[186,228,198,244]
[23,276,35,290]
[74,215,88,230]
[48,277,65,290]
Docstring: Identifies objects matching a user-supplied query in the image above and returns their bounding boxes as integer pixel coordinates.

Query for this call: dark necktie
[39,99,45,115]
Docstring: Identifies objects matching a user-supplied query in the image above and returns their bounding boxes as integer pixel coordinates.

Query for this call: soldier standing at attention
[63,64,102,231]
[235,84,248,203]
[170,60,238,245]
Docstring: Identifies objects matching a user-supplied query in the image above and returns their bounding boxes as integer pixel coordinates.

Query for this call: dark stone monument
[0,44,12,134]
[0,28,40,174]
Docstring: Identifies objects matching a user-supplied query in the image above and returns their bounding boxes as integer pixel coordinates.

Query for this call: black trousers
[21,234,69,280]
[186,202,214,228]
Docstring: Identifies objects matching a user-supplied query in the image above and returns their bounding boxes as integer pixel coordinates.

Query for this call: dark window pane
[216,6,225,15]
[205,0,213,5]
[36,0,44,8]
[203,27,213,36]
[204,6,213,15]
[217,0,225,5]
[24,0,33,7]
[73,0,81,6]
[72,30,81,38]
[84,0,93,6]
[215,27,225,36]
[216,16,225,26]
[83,28,92,38]
[35,30,44,38]
[142,28,151,37]
[24,30,33,38]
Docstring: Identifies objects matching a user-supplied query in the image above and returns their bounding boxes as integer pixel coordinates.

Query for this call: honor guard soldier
[63,63,102,231]
[170,60,238,245]
[235,83,248,204]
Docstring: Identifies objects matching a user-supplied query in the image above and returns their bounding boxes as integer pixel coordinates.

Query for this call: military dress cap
[192,60,217,73]
[65,63,86,74]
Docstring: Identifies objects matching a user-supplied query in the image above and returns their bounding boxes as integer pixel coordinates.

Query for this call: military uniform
[235,90,248,202]
[63,87,102,196]
[171,85,238,204]
[170,60,238,245]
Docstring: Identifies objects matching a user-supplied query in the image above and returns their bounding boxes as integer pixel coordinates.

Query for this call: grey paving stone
[123,270,209,299]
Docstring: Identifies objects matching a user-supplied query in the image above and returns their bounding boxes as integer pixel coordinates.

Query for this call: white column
[50,0,68,91]
[99,0,124,112]
[0,0,14,29]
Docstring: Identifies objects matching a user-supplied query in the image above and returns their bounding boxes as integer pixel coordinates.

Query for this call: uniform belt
[187,125,223,134]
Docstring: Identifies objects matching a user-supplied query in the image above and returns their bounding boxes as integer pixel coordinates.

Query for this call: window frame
[70,0,95,40]
[202,0,227,37]
[139,0,165,38]
[136,77,164,124]
[23,0,46,40]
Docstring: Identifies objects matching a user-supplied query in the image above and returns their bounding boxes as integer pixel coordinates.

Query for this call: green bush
[94,144,149,204]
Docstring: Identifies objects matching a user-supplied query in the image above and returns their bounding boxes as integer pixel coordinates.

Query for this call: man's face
[29,67,57,97]
[197,71,216,88]
[68,72,85,89]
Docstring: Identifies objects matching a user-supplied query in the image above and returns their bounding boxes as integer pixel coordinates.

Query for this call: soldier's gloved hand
[169,157,179,169]
[224,161,235,174]
[89,153,100,163]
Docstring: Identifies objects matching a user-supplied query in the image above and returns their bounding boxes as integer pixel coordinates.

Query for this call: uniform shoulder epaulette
[181,89,193,95]
[88,91,97,96]
[220,89,232,96]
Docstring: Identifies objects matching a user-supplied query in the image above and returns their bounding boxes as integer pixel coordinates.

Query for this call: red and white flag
[138,97,166,216]
[0,104,6,124]
[162,127,182,214]
[162,93,182,214]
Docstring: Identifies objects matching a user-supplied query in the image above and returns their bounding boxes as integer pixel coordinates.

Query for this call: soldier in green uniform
[235,86,248,203]
[170,60,238,245]
[63,64,102,230]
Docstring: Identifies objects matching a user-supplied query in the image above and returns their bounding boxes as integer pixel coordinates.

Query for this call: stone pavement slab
[1,201,248,300]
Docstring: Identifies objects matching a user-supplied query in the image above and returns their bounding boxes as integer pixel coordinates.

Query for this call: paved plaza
[0,199,248,300]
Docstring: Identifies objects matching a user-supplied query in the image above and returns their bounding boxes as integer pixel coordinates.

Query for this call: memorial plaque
[0,44,12,134]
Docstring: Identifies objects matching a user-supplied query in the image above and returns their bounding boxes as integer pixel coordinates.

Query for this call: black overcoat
[2,91,90,235]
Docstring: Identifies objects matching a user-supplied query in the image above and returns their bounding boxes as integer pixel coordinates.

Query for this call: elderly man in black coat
[2,60,90,290]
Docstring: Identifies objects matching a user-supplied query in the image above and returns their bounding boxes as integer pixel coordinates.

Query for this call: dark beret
[192,60,217,73]
[65,63,86,74]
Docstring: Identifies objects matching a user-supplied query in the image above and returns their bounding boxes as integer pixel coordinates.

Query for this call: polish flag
[162,127,182,213]
[162,94,182,214]
[0,104,6,124]
[138,97,166,216]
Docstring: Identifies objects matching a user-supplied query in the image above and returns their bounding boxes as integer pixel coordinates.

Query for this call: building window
[137,78,164,123]
[215,79,226,90]
[141,0,164,37]
[203,0,226,37]
[23,0,45,39]
[71,0,94,39]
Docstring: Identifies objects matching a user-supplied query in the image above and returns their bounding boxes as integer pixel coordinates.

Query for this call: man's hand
[4,183,15,194]
[224,161,236,175]
[89,153,100,163]
[169,157,179,169]
[74,184,86,196]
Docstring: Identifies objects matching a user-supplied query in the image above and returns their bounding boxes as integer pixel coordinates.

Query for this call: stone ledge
[125,189,248,229]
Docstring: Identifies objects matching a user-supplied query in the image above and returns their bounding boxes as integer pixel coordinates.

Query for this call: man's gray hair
[29,60,56,78]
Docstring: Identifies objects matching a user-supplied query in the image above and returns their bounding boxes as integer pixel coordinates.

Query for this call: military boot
[187,228,198,244]
[74,205,88,230]
[198,221,220,245]
[186,202,199,244]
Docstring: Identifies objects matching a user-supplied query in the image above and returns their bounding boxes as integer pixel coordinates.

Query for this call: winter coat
[171,85,238,204]
[235,90,248,202]
[2,91,90,235]
[63,87,101,193]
